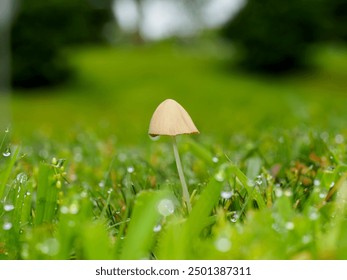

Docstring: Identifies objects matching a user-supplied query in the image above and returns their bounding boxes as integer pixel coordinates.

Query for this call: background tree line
[9,0,347,88]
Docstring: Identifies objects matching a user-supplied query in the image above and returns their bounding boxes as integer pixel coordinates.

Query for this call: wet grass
[1,42,347,259]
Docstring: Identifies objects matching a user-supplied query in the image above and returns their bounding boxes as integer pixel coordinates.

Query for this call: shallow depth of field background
[0,0,347,260]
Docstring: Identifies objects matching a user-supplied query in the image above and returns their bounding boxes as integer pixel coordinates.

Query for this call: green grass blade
[230,164,266,210]
[0,147,20,199]
[35,163,55,225]
[186,178,224,237]
[120,190,168,259]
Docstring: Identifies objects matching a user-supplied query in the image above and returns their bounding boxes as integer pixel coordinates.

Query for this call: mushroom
[149,99,199,213]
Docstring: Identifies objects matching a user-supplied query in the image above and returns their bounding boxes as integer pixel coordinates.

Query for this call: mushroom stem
[172,136,192,213]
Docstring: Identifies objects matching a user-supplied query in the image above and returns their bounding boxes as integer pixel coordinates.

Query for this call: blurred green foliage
[222,0,328,72]
[11,0,113,88]
[222,0,347,73]
[329,0,347,42]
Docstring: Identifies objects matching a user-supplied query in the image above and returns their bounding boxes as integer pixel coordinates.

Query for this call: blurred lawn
[11,42,347,144]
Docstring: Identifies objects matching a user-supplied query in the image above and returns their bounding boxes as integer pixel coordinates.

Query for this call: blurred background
[1,0,347,144]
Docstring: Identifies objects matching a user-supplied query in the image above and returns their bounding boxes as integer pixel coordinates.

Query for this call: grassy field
[1,42,347,259]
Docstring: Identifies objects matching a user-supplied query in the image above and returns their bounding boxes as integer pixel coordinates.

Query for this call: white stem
[172,136,192,213]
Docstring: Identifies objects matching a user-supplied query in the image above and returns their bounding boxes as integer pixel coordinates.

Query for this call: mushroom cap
[148,99,199,136]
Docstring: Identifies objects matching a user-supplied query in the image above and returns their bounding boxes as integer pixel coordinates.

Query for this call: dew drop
[149,135,160,141]
[3,204,14,212]
[98,181,105,188]
[118,153,127,162]
[309,211,319,221]
[16,172,28,184]
[36,239,60,256]
[60,206,69,214]
[214,237,231,252]
[212,156,219,163]
[127,166,135,174]
[230,212,239,223]
[313,179,321,186]
[285,222,295,230]
[320,132,329,141]
[5,128,9,133]
[302,235,312,244]
[2,147,11,157]
[214,171,225,182]
[272,223,281,232]
[255,175,263,186]
[221,190,233,199]
[3,222,12,230]
[284,190,292,197]
[335,134,344,144]
[157,199,175,217]
[74,153,83,162]
[69,203,79,214]
[80,191,87,198]
[275,189,283,197]
[153,224,162,232]
[319,192,326,199]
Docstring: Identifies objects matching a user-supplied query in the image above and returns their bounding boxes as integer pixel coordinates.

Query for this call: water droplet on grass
[302,235,312,244]
[157,199,175,217]
[255,175,263,186]
[3,204,14,212]
[98,181,105,188]
[212,156,219,163]
[149,135,160,141]
[214,171,225,182]
[214,237,231,252]
[2,148,11,157]
[118,153,127,162]
[275,189,283,197]
[60,206,69,214]
[69,203,79,214]
[16,173,28,184]
[36,238,60,256]
[285,222,295,230]
[284,190,292,197]
[4,128,9,133]
[335,134,344,144]
[230,212,239,222]
[3,222,12,230]
[221,191,233,199]
[127,166,134,173]
[313,179,321,186]
[80,191,87,198]
[309,210,319,221]
[153,224,162,232]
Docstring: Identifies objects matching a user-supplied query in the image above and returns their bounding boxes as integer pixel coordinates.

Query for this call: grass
[1,41,347,259]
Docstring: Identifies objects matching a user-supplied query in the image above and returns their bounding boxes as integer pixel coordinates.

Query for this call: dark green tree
[222,0,327,72]
[11,0,113,88]
[328,0,347,41]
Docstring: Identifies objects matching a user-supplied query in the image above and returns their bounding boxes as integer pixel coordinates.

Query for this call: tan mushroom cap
[148,99,199,136]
